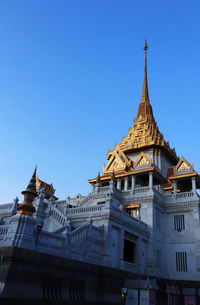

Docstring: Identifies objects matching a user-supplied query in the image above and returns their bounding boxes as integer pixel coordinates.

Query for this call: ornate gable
[103,144,132,174]
[175,156,193,172]
[134,151,152,167]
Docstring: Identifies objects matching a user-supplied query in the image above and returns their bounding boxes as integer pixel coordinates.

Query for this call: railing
[134,187,150,194]
[67,224,104,247]
[176,192,194,199]
[68,224,90,247]
[98,186,110,192]
[51,206,67,226]
[66,205,102,215]
[0,203,13,210]
[0,225,9,236]
[164,191,195,201]
[153,188,163,201]
[38,230,65,248]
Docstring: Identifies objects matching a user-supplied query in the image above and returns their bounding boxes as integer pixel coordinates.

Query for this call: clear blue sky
[0,0,200,202]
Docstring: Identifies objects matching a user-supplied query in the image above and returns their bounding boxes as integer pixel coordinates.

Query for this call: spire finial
[144,40,148,51]
[110,170,115,182]
[96,172,101,184]
[141,40,149,103]
[17,167,38,216]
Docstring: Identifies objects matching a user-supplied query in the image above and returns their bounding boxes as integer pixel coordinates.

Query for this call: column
[117,178,121,190]
[124,177,128,191]
[91,183,94,192]
[149,172,153,189]
[192,177,196,193]
[132,175,136,192]
[173,180,177,195]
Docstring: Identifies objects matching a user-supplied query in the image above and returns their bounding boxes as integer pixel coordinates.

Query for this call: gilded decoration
[175,156,193,172]
[89,41,178,184]
[134,151,152,167]
[105,40,178,169]
[103,144,132,174]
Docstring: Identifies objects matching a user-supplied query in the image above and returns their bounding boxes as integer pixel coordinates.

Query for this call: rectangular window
[176,252,187,272]
[123,232,138,263]
[174,214,185,231]
[124,239,136,263]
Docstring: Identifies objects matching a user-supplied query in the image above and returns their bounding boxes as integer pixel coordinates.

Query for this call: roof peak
[136,41,153,119]
[141,40,149,104]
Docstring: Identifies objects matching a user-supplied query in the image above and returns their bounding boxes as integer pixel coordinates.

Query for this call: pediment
[103,144,132,173]
[175,156,193,171]
[134,152,152,167]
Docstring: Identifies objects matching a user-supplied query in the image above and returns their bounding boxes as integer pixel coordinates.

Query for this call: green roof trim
[26,166,37,192]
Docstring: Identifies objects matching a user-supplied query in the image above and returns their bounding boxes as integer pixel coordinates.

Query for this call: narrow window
[174,214,185,231]
[176,252,187,272]
[121,179,124,191]
[128,176,132,189]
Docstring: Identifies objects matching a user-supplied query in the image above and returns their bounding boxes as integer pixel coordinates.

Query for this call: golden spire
[137,40,153,119]
[141,40,149,103]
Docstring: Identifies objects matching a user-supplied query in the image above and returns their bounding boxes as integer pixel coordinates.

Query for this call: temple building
[0,42,200,305]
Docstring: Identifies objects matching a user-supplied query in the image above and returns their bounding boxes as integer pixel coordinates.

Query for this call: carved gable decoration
[103,144,132,173]
[175,156,193,172]
[134,152,152,167]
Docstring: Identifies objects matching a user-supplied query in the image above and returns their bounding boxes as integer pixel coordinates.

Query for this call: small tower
[17,167,38,216]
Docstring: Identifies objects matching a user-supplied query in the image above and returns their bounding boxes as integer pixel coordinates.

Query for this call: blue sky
[0,0,200,202]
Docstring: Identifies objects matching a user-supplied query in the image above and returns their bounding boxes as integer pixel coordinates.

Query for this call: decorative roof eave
[88,165,166,184]
[169,172,198,181]
[36,176,58,200]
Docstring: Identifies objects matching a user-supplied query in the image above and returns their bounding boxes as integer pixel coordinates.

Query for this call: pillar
[173,180,177,195]
[149,172,153,189]
[117,179,121,190]
[124,177,128,191]
[132,175,136,191]
[192,176,196,193]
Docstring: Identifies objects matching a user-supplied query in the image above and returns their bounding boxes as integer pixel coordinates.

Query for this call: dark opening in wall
[121,179,124,191]
[128,176,132,189]
[101,181,109,186]
[124,239,135,263]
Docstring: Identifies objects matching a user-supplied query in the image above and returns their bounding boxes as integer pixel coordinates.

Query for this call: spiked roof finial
[25,166,37,192]
[96,172,101,184]
[141,40,149,103]
[110,170,115,182]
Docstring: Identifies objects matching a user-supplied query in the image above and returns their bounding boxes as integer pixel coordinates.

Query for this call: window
[124,239,136,263]
[70,279,85,301]
[123,232,138,263]
[176,252,188,272]
[124,203,140,218]
[174,214,185,231]
[121,179,124,191]
[128,176,132,189]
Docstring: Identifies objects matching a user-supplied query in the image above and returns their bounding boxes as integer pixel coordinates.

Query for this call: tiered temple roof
[89,41,178,184]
